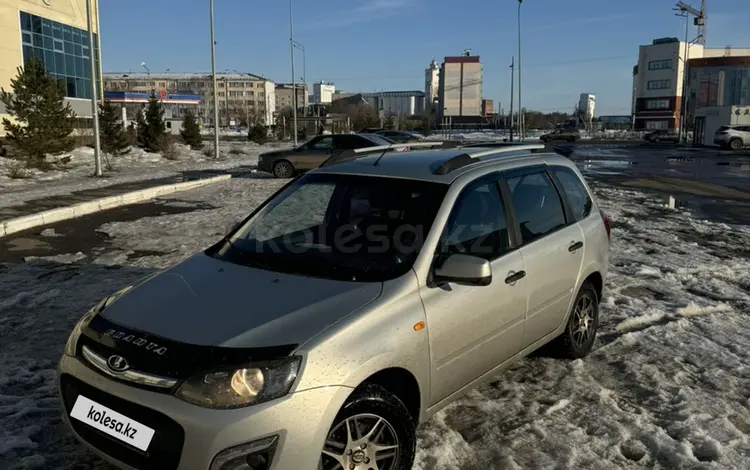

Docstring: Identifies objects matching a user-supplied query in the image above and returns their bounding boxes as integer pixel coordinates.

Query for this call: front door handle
[568,241,583,252]
[505,271,526,284]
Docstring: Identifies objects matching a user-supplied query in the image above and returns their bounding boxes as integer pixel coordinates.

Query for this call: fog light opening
[209,435,278,470]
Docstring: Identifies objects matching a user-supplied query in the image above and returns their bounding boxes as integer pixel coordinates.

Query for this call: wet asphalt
[1,142,750,262]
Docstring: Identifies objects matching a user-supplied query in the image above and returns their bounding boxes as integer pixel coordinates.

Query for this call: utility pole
[681,12,690,145]
[509,57,515,142]
[85,0,102,176]
[209,0,220,159]
[289,0,298,146]
[517,0,524,141]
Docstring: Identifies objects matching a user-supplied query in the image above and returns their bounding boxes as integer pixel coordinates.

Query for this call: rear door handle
[568,241,583,252]
[505,271,526,284]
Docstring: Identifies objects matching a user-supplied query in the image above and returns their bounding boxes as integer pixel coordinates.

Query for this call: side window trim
[544,169,575,225]
[500,165,571,247]
[497,178,522,249]
[433,172,512,263]
[548,165,593,222]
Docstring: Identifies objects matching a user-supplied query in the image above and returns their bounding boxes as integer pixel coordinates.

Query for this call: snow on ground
[2,177,750,469]
[0,141,288,209]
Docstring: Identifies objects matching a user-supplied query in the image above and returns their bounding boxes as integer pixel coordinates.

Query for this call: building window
[648,59,673,70]
[645,99,670,109]
[647,79,671,90]
[646,120,669,130]
[20,11,100,100]
[229,91,243,97]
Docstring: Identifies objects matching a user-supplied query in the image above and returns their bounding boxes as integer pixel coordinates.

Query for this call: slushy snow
[1,175,750,469]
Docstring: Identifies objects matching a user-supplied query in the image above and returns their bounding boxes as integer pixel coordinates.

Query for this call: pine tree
[248,124,268,144]
[180,109,202,149]
[98,100,129,158]
[135,93,166,152]
[0,58,75,167]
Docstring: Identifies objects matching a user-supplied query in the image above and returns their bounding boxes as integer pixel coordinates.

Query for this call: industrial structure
[576,93,596,128]
[312,81,335,104]
[437,50,483,122]
[424,59,440,111]
[0,0,102,137]
[102,72,275,127]
[361,91,426,117]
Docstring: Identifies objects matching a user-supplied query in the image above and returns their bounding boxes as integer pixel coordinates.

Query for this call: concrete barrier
[0,174,231,238]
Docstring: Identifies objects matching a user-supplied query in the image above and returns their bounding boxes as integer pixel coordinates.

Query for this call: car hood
[101,253,382,348]
[260,149,295,158]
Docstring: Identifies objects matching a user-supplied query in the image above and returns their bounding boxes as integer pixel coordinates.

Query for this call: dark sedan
[258,133,394,178]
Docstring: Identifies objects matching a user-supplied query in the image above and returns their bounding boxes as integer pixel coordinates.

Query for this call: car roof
[313,144,575,184]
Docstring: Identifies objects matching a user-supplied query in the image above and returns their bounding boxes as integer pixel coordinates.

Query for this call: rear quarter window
[550,167,592,222]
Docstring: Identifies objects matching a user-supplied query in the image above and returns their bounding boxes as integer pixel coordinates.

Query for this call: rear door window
[507,171,566,244]
[333,135,368,150]
[550,167,592,222]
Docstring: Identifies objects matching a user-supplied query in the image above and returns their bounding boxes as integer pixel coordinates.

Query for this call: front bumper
[58,354,352,470]
[258,157,274,173]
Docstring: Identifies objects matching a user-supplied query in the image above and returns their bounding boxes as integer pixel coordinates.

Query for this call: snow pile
[2,179,750,468]
[0,141,289,209]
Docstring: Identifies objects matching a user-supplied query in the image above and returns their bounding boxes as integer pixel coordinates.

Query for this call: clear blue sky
[99,0,750,115]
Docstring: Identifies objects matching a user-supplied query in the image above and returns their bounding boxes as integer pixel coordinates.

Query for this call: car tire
[730,138,743,150]
[319,384,416,470]
[550,282,599,359]
[272,160,295,178]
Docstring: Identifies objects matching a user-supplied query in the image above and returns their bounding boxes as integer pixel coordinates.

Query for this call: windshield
[214,173,448,282]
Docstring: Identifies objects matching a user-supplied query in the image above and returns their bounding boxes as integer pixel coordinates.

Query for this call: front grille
[60,374,185,470]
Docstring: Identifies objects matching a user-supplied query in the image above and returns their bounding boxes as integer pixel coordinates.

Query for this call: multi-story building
[274,83,308,112]
[632,37,750,131]
[1,0,102,137]
[481,99,494,117]
[102,72,275,127]
[361,91,426,116]
[424,59,440,111]
[437,53,483,121]
[687,54,750,145]
[312,81,335,104]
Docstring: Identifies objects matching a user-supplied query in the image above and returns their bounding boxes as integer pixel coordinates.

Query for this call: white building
[578,93,596,122]
[313,81,335,104]
[424,59,440,111]
[632,36,750,130]
[361,91,426,116]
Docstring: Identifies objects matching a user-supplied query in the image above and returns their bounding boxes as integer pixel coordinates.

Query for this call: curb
[0,174,232,238]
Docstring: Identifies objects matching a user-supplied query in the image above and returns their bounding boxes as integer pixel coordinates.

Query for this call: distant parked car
[540,128,580,143]
[372,130,425,144]
[258,133,395,178]
[714,125,750,150]
[644,129,680,144]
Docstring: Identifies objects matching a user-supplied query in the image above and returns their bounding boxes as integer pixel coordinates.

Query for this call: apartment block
[103,72,275,126]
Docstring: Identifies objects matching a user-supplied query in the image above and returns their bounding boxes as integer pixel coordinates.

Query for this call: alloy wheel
[320,413,400,470]
[273,161,293,178]
[572,293,595,348]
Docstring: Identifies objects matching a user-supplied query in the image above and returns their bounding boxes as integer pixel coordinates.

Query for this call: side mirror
[433,254,492,286]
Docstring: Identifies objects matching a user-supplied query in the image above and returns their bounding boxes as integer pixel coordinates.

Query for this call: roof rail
[432,144,546,175]
[320,140,461,167]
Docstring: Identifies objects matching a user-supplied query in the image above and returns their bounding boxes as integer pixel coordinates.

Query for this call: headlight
[63,286,133,357]
[175,357,302,409]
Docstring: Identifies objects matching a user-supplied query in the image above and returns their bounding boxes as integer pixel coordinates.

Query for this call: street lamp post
[293,41,306,117]
[85,0,101,176]
[517,0,523,141]
[680,12,690,145]
[509,56,515,142]
[209,0,220,159]
[289,0,298,146]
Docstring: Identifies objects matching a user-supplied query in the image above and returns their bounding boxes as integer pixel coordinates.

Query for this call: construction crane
[675,0,706,45]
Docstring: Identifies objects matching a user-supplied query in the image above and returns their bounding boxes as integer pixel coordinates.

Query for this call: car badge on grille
[107,355,129,372]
